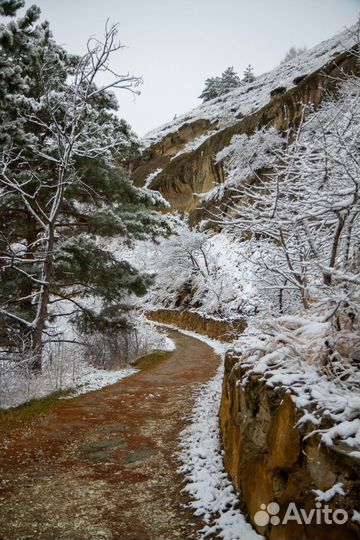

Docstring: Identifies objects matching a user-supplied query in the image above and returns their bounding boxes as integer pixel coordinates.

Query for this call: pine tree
[0,1,170,369]
[220,66,241,93]
[199,67,240,102]
[0,0,24,16]
[243,64,255,84]
[199,76,222,102]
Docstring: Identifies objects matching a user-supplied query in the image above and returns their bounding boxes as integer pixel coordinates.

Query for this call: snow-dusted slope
[142,25,357,150]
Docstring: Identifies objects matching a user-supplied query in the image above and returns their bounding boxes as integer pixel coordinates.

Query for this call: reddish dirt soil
[0,329,220,540]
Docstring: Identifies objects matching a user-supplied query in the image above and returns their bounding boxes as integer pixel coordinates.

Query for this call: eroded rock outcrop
[146,309,246,342]
[219,350,360,540]
[133,48,358,221]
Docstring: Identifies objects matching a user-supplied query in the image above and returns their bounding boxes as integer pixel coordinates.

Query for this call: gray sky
[26,0,359,136]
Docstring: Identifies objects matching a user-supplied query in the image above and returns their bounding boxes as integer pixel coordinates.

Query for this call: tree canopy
[0,0,170,369]
[199,65,256,102]
[199,66,241,102]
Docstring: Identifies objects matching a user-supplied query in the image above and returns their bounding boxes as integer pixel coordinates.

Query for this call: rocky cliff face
[220,351,360,540]
[134,33,358,222]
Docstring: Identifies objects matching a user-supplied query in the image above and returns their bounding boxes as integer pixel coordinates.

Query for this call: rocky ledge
[219,350,360,540]
[146,309,246,342]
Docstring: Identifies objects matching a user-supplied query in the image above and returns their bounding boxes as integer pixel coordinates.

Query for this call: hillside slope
[133,26,358,220]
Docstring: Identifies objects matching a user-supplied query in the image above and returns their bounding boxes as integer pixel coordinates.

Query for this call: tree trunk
[31,224,55,373]
[324,214,344,286]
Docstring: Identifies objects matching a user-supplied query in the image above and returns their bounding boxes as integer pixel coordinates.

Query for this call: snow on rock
[142,26,357,151]
[144,167,163,188]
[170,130,218,160]
[233,316,360,451]
[313,483,346,502]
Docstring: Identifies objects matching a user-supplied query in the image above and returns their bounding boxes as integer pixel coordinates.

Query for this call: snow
[170,327,262,540]
[142,26,357,152]
[170,130,217,160]
[60,366,138,399]
[0,317,176,410]
[178,366,263,540]
[320,420,360,448]
[233,316,360,451]
[144,167,163,188]
[313,483,346,502]
[163,335,177,351]
[0,351,138,410]
[353,510,360,524]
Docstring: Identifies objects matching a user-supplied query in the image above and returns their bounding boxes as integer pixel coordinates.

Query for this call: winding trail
[0,329,220,540]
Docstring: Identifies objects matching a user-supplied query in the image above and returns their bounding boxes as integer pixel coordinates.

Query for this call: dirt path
[0,329,220,540]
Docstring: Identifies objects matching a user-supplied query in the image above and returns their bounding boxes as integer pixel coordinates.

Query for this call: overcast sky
[26,0,359,137]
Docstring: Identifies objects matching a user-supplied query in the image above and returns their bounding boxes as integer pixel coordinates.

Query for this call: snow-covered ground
[0,321,176,410]
[142,25,357,151]
[0,351,137,410]
[179,365,263,540]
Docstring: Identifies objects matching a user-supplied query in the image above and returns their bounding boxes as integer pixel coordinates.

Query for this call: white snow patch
[171,130,218,159]
[321,420,360,448]
[313,483,346,502]
[144,168,163,188]
[62,366,138,398]
[353,510,360,524]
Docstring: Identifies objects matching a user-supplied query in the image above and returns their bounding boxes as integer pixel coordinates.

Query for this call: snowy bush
[0,316,174,410]
[0,341,135,409]
[125,216,265,319]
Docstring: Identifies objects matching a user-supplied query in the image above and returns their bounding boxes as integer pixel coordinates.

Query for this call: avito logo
[254,501,348,526]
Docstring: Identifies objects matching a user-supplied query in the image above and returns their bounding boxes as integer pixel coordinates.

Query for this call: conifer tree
[199,66,241,102]
[0,0,170,369]
[199,75,222,102]
[243,64,255,83]
[219,67,241,92]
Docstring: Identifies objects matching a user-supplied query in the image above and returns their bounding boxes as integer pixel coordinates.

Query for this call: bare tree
[210,70,359,315]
